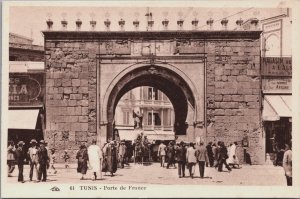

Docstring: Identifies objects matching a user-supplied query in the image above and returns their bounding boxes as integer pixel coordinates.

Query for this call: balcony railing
[115,124,173,131]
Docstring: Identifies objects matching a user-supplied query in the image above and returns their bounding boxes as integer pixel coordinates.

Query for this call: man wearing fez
[37,140,49,182]
[28,139,39,181]
[15,141,26,183]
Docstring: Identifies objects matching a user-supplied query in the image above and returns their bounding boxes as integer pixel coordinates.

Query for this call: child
[49,148,57,174]
[62,150,70,168]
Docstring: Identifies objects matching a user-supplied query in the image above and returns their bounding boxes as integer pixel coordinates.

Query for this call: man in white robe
[87,140,103,180]
[227,142,239,168]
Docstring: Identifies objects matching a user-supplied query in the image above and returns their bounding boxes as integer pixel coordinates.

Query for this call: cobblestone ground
[7,162,286,186]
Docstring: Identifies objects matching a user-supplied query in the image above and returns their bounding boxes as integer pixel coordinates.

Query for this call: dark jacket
[37,147,49,165]
[166,145,175,159]
[175,145,186,162]
[219,146,229,160]
[15,147,25,165]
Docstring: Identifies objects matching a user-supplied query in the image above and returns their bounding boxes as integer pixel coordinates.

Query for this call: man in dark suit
[217,141,231,172]
[206,142,214,167]
[15,141,26,183]
[195,142,209,178]
[175,141,186,178]
[37,140,49,182]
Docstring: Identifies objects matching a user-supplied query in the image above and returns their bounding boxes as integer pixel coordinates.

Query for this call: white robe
[87,145,102,173]
[227,144,239,165]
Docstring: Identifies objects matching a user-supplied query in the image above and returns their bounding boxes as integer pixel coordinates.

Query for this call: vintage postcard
[1,0,300,198]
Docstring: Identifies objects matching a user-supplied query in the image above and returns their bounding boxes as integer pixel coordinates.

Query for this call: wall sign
[262,78,292,92]
[261,57,292,77]
[9,73,44,105]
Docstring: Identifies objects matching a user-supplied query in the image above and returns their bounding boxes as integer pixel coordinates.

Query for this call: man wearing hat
[15,141,26,183]
[37,140,49,182]
[28,139,39,181]
[175,141,187,178]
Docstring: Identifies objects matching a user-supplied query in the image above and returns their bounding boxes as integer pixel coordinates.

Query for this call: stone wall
[205,39,264,164]
[43,31,263,164]
[44,40,98,161]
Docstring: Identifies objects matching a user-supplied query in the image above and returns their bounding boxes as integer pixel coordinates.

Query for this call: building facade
[260,10,292,164]
[8,33,45,152]
[242,9,292,164]
[43,28,264,163]
[115,86,175,131]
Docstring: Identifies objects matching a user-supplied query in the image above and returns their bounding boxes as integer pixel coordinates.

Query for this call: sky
[9,6,285,46]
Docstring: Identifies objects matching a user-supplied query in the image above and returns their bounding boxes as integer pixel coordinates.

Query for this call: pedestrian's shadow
[193,176,212,179]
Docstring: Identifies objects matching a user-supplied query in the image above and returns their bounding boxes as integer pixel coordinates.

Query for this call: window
[123,111,130,125]
[148,87,158,100]
[148,112,152,125]
[153,112,161,126]
[148,112,161,126]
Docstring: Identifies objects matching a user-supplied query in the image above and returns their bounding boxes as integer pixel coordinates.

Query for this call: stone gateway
[43,30,263,164]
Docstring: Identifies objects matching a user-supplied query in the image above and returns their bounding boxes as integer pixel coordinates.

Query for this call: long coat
[88,145,102,173]
[104,145,118,173]
[76,148,89,174]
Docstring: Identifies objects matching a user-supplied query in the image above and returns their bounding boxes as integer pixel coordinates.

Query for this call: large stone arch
[102,63,201,140]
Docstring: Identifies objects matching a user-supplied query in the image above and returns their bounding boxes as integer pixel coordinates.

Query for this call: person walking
[28,139,39,181]
[175,141,186,178]
[37,140,49,182]
[196,142,209,178]
[62,150,70,168]
[217,142,231,172]
[7,141,16,177]
[166,141,176,169]
[15,141,26,183]
[282,143,292,186]
[212,143,218,168]
[76,144,89,180]
[88,139,103,180]
[104,141,118,177]
[158,141,166,167]
[186,142,197,178]
[49,148,57,174]
[206,142,214,167]
[227,142,239,168]
[118,140,126,168]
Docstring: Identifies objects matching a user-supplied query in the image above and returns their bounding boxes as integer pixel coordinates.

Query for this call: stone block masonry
[45,41,98,162]
[206,39,264,164]
[43,31,263,164]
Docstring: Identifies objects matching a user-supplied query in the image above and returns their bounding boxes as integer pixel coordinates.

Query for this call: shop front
[261,57,292,165]
[8,69,45,151]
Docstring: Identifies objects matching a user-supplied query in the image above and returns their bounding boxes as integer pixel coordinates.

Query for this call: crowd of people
[157,141,241,178]
[7,139,50,183]
[7,136,292,186]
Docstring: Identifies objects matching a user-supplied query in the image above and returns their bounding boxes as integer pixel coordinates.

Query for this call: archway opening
[106,65,196,140]
[114,86,175,131]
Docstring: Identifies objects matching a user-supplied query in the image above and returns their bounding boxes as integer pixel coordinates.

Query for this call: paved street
[7,162,286,186]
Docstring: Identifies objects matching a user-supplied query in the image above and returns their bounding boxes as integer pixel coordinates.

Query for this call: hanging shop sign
[9,73,44,106]
[261,57,292,77]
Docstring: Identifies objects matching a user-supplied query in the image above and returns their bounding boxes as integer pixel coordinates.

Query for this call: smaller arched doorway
[105,64,198,140]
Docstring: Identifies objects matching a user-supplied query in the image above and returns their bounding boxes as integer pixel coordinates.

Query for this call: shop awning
[263,95,292,121]
[8,109,39,129]
[117,129,175,141]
